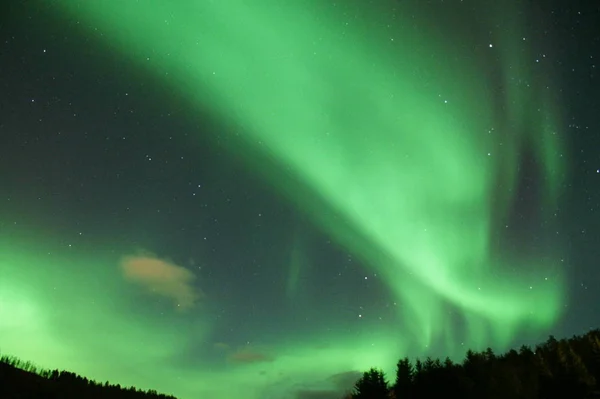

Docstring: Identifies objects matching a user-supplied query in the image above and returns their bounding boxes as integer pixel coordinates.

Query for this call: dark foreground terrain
[350,329,600,399]
[0,355,177,399]
[2,329,600,399]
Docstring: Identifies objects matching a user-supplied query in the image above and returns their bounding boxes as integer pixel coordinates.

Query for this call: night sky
[1,1,599,398]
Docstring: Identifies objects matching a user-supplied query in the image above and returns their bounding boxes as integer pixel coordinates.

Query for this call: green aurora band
[1,1,567,398]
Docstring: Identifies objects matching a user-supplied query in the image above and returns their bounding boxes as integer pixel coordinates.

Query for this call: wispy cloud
[228,348,274,364]
[214,342,230,351]
[120,254,201,311]
[290,371,360,399]
[294,390,344,399]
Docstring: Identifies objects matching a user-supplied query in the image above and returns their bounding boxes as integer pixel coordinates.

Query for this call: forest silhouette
[0,353,176,399]
[1,329,600,398]
[349,329,600,399]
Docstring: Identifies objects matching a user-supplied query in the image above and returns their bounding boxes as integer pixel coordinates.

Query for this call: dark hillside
[0,354,177,399]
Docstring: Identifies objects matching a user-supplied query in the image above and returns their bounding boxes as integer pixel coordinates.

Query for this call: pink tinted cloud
[120,254,200,310]
[228,348,274,364]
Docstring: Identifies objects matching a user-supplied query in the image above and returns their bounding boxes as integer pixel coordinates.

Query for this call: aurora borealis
[1,1,599,398]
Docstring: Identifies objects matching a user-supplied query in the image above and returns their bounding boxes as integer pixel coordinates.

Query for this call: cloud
[228,348,274,364]
[327,370,362,389]
[120,254,200,311]
[287,370,359,399]
[294,390,343,399]
[213,342,230,351]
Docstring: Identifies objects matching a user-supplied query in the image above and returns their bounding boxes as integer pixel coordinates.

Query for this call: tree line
[349,329,600,399]
[2,329,600,398]
[0,353,177,399]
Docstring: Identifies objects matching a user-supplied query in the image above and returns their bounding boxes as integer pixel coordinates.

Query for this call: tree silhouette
[393,357,414,399]
[4,328,600,399]
[350,329,600,399]
[0,353,177,399]
[352,367,389,399]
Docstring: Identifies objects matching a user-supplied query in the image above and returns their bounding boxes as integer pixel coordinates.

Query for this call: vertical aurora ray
[2,0,567,397]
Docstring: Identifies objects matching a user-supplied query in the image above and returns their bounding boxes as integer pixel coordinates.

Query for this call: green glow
[0,1,567,398]
[1,234,400,398]
[286,232,307,300]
